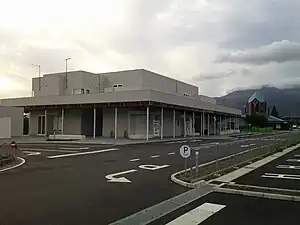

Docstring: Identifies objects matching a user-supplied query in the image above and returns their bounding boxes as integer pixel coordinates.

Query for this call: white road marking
[286,159,300,162]
[151,155,160,158]
[0,157,26,172]
[166,202,226,225]
[241,144,250,148]
[277,165,300,170]
[21,148,78,153]
[139,164,170,171]
[23,151,41,156]
[59,147,89,150]
[261,173,300,180]
[250,144,256,146]
[105,169,137,183]
[47,148,118,159]
[168,152,176,155]
[129,158,140,162]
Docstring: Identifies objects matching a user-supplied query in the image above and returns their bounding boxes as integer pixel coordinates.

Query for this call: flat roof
[1,89,241,115]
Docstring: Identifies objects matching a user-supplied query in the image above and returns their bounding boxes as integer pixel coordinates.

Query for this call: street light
[32,64,41,90]
[65,57,71,89]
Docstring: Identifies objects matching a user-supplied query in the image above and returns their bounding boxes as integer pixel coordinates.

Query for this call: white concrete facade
[1,69,241,139]
[0,106,24,138]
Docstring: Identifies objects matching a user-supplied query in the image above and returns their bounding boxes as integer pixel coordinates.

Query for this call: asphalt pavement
[234,146,300,190]
[0,134,295,225]
[148,192,300,225]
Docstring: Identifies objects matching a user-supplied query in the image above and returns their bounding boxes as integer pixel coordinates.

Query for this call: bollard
[215,143,220,176]
[195,151,199,174]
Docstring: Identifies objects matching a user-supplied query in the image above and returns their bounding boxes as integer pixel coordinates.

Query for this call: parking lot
[148,192,300,225]
[0,132,298,225]
[234,146,300,190]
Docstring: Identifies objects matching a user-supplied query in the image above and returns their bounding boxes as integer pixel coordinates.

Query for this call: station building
[0,69,241,140]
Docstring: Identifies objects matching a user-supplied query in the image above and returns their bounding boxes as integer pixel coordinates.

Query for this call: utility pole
[65,57,71,90]
[32,64,41,90]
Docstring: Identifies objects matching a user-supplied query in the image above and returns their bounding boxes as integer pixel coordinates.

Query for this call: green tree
[271,105,279,117]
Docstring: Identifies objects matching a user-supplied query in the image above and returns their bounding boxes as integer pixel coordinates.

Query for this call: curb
[170,143,273,188]
[212,142,300,183]
[215,187,300,202]
[171,141,300,188]
[0,157,26,173]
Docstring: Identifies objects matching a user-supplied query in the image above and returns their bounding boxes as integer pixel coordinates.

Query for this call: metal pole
[38,65,41,90]
[146,106,149,140]
[184,158,187,176]
[65,57,71,90]
[61,108,64,134]
[195,151,199,174]
[93,107,96,139]
[161,107,164,140]
[183,111,186,138]
[215,143,220,175]
[192,112,195,137]
[173,109,176,138]
[114,108,118,140]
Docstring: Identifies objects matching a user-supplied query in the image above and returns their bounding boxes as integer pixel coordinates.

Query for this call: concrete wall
[0,118,11,138]
[0,106,23,137]
[142,70,198,97]
[32,71,101,97]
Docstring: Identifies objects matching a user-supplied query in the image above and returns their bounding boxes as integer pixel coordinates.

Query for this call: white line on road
[0,157,26,172]
[277,165,300,170]
[23,151,41,156]
[166,202,226,225]
[151,155,160,158]
[59,147,89,150]
[261,173,300,180]
[129,158,140,162]
[168,152,176,155]
[21,148,78,153]
[47,148,118,159]
[250,144,256,146]
[286,159,300,162]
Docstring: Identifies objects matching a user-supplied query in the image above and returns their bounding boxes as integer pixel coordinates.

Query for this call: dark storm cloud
[216,40,300,65]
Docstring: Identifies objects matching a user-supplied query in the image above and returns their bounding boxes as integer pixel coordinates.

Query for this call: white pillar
[146,106,149,140]
[220,115,222,134]
[28,112,31,136]
[61,108,64,134]
[207,113,210,136]
[192,112,195,137]
[173,109,176,138]
[93,107,96,139]
[202,111,205,136]
[114,108,118,140]
[183,111,186,138]
[44,109,47,137]
[161,107,164,140]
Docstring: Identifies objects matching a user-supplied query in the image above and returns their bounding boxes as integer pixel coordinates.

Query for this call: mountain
[216,86,300,116]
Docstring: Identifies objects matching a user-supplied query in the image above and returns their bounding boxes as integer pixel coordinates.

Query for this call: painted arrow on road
[23,151,41,156]
[105,169,137,183]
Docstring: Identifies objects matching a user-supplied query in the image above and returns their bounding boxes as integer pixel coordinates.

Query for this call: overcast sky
[1,0,300,98]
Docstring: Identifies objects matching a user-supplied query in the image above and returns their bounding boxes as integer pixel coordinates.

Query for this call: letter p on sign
[180,145,191,158]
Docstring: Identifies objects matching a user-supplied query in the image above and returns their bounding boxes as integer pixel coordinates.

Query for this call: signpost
[180,145,191,175]
[195,151,199,174]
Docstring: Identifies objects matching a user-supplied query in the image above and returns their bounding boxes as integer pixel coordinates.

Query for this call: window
[86,89,90,94]
[112,84,123,88]
[73,88,84,95]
